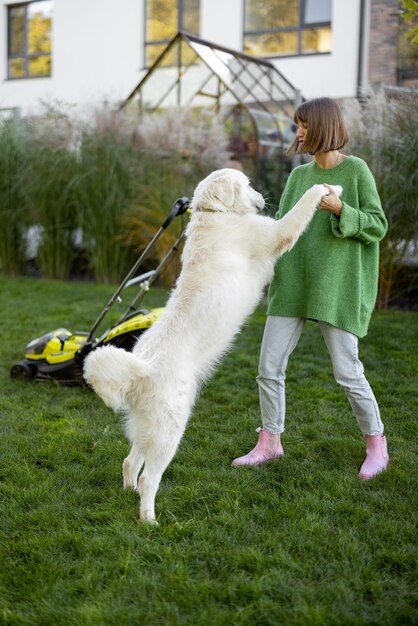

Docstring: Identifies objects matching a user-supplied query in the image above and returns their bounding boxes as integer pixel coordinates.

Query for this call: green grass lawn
[0,276,417,626]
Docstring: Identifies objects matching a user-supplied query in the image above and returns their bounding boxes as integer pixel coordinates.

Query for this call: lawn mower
[10,197,190,386]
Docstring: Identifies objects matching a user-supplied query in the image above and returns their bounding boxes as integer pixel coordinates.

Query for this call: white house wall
[0,0,144,114]
[53,0,143,105]
[200,0,364,101]
[0,0,365,115]
[200,0,243,52]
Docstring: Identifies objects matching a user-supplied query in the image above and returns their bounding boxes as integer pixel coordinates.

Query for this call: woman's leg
[319,322,383,435]
[257,316,305,434]
[319,322,388,478]
[232,316,304,467]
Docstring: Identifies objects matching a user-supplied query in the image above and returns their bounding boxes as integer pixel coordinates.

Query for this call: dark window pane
[28,8,52,54]
[9,7,25,55]
[244,31,298,57]
[182,0,200,34]
[398,18,418,69]
[179,38,199,64]
[304,0,331,24]
[9,58,26,78]
[245,0,298,31]
[28,1,53,54]
[146,0,177,41]
[29,54,51,76]
[301,27,331,53]
[145,37,199,68]
[145,42,172,66]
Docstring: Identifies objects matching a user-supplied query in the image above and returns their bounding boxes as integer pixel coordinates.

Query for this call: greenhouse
[122,31,302,193]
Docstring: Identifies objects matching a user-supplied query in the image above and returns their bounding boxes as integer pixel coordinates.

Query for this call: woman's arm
[329,163,388,244]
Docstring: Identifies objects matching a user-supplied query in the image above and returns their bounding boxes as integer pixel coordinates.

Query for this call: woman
[232,97,389,480]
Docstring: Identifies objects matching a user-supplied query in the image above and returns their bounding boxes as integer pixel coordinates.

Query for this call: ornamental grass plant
[0,105,230,285]
[76,111,135,284]
[0,120,30,276]
[25,108,79,280]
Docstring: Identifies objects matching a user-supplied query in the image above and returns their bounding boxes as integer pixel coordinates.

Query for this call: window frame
[143,0,200,68]
[243,0,332,60]
[7,0,53,80]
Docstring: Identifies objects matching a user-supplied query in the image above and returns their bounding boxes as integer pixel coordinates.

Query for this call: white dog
[84,168,341,523]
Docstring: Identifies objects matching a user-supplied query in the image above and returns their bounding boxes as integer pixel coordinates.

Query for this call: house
[1,0,416,119]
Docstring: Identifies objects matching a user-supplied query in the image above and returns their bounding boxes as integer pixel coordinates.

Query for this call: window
[0,107,20,120]
[244,0,332,58]
[144,0,200,67]
[397,14,418,83]
[7,0,53,79]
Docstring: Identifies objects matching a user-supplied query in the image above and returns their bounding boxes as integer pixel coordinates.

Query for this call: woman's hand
[319,183,343,216]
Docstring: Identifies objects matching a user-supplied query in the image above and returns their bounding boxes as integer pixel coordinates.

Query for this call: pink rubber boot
[232,428,284,467]
[358,435,389,480]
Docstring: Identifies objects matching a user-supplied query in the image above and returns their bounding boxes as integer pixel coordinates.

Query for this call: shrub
[344,89,418,308]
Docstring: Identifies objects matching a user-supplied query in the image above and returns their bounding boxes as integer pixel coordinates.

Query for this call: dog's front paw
[321,184,343,197]
[306,184,330,204]
[310,183,343,202]
[330,184,343,197]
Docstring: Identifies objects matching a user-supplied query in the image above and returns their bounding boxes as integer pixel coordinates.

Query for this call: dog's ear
[209,175,235,208]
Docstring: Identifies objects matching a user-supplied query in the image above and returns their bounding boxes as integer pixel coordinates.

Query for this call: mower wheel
[10,361,35,381]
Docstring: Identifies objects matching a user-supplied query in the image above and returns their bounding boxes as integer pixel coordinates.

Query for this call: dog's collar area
[195,206,224,213]
[195,206,242,214]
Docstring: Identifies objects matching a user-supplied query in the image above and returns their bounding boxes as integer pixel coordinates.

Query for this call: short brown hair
[288,97,349,156]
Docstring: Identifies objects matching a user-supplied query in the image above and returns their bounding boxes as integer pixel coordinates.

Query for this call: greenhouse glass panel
[122,32,300,197]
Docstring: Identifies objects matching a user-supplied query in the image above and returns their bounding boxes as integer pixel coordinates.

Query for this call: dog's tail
[83,345,150,412]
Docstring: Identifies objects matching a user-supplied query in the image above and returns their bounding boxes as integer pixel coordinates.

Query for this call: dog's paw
[310,183,343,201]
[305,184,331,204]
[123,459,140,491]
[140,510,158,525]
[328,184,343,197]
[123,477,139,491]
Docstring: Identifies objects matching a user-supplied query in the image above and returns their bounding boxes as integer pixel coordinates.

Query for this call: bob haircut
[288,97,349,156]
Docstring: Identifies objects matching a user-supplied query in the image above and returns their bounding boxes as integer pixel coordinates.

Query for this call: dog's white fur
[84,168,341,523]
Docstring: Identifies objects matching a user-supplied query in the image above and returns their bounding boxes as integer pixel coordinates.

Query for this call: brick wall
[368,0,400,85]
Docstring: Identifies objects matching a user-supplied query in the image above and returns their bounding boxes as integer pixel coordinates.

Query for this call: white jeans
[257,316,384,436]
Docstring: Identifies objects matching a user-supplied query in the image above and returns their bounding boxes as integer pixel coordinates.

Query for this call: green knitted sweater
[267,156,388,338]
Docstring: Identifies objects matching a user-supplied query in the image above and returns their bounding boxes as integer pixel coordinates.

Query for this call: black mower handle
[162,197,190,229]
[86,196,191,343]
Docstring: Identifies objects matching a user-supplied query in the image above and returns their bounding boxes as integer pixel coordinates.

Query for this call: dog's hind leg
[123,443,144,491]
[137,428,185,524]
[137,468,162,524]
